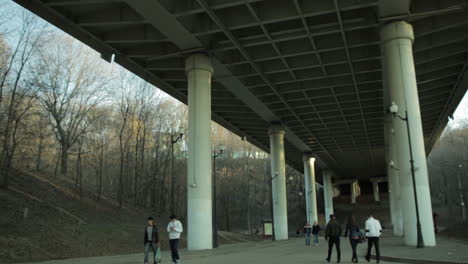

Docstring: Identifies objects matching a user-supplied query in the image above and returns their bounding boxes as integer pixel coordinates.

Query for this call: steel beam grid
[13,0,468,178]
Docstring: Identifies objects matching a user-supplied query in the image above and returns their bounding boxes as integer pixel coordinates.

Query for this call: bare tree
[0,12,45,188]
[34,36,109,178]
[88,107,111,201]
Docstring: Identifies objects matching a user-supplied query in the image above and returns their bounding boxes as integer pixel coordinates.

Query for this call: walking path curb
[372,255,467,264]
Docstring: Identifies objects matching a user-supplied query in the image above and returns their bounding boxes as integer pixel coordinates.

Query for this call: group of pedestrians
[304,213,382,263]
[143,215,183,264]
[303,221,321,246]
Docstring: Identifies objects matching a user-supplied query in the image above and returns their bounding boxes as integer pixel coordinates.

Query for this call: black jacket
[325,219,342,239]
[144,225,159,245]
[312,224,321,234]
[344,224,361,239]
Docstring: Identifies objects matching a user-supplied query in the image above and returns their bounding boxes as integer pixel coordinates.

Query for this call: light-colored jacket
[365,217,382,237]
[167,220,183,239]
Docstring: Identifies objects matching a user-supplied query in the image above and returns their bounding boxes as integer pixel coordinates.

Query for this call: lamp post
[170,128,184,215]
[389,102,424,248]
[458,164,466,222]
[212,144,225,248]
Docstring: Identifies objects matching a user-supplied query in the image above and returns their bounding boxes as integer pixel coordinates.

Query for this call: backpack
[350,226,360,239]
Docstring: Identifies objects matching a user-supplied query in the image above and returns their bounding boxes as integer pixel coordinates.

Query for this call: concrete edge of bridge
[371,255,461,264]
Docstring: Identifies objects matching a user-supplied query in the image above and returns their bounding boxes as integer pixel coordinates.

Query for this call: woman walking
[345,214,361,263]
[312,221,321,246]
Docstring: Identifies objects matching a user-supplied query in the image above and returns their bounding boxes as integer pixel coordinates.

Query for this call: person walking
[312,221,321,246]
[304,222,312,246]
[365,214,382,263]
[345,214,361,263]
[325,214,342,263]
[144,217,159,264]
[167,215,183,264]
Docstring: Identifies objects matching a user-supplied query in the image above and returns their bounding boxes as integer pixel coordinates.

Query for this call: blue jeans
[305,233,311,245]
[313,234,319,244]
[144,242,157,263]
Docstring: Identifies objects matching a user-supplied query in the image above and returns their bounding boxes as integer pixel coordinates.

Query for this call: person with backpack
[325,214,342,263]
[304,222,312,246]
[345,214,361,263]
[312,221,321,246]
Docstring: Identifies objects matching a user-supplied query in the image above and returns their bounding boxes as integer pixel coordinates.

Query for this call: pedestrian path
[376,235,468,263]
[17,235,468,264]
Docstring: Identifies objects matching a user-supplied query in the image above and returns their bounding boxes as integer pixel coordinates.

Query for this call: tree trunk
[97,146,104,202]
[134,136,139,206]
[61,145,69,177]
[36,135,44,171]
[0,161,9,188]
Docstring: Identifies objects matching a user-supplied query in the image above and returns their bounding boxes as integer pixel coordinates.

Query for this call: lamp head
[177,128,184,137]
[389,101,398,114]
[288,176,294,181]
[298,192,303,196]
[219,144,226,153]
[389,160,395,168]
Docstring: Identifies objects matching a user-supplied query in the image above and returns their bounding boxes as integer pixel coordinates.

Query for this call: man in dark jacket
[144,216,159,264]
[325,214,342,263]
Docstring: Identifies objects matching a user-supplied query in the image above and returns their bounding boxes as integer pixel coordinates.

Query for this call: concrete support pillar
[381,21,436,246]
[323,170,334,224]
[269,124,288,240]
[303,154,318,224]
[185,54,214,250]
[350,181,357,204]
[373,182,380,202]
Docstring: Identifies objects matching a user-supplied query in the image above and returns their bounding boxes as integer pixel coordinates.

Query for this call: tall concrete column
[269,124,288,240]
[350,181,357,204]
[381,21,436,246]
[372,182,380,202]
[323,170,334,224]
[303,154,318,224]
[185,54,214,250]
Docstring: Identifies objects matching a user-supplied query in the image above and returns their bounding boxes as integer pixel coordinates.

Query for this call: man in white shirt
[365,214,382,263]
[167,215,183,264]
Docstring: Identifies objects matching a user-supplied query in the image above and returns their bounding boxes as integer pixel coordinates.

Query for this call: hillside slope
[0,169,152,263]
[0,169,257,263]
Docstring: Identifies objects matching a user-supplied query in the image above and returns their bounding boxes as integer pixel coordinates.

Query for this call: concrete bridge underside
[14,0,468,250]
[15,0,468,178]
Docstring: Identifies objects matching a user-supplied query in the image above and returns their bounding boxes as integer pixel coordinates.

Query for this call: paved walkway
[18,235,468,264]
[376,235,468,264]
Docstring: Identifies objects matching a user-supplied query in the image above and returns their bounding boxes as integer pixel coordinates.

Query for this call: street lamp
[212,144,225,248]
[171,128,184,215]
[388,101,424,248]
[458,164,466,222]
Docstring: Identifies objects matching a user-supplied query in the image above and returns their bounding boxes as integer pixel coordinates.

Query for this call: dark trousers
[366,237,380,261]
[169,239,180,262]
[350,238,359,261]
[327,236,341,261]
